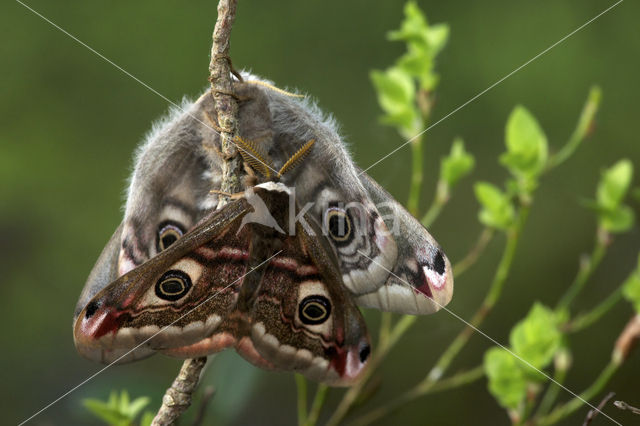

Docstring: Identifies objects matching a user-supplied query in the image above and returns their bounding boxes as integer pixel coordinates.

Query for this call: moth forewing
[73,198,251,362]
[355,170,454,315]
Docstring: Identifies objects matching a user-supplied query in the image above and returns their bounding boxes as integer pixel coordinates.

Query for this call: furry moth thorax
[74,72,453,385]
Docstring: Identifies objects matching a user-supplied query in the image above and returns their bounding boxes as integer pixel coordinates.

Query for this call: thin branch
[453,227,495,277]
[547,86,601,170]
[535,348,572,418]
[537,315,638,425]
[583,392,615,426]
[153,2,241,424]
[536,361,619,426]
[421,179,448,228]
[349,367,484,426]
[612,314,640,364]
[565,285,624,333]
[556,227,610,312]
[209,0,243,200]
[613,400,640,415]
[151,357,209,426]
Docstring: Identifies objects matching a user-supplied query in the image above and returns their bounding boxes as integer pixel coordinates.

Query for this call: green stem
[547,86,601,170]
[305,385,328,426]
[378,312,392,348]
[536,361,619,425]
[556,227,609,312]
[349,367,485,426]
[327,314,418,426]
[453,227,495,277]
[422,208,528,387]
[295,375,308,426]
[534,349,571,418]
[421,180,448,228]
[567,286,624,333]
[407,136,424,216]
[516,385,541,426]
[349,208,529,426]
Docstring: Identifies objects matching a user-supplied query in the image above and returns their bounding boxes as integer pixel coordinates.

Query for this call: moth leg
[209,189,246,200]
[203,110,232,134]
[209,53,244,82]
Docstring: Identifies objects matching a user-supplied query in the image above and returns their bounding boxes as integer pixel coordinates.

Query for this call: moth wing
[73,199,251,364]
[74,223,123,322]
[254,81,397,294]
[115,86,275,269]
[74,82,274,326]
[244,217,370,386]
[355,170,454,315]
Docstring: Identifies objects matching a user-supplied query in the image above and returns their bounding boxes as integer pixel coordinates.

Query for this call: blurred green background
[2,0,639,425]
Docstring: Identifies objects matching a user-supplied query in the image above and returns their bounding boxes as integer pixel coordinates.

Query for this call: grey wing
[253,80,398,295]
[355,170,454,315]
[75,84,274,322]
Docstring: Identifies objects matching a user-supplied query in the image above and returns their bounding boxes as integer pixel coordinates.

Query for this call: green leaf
[125,396,151,419]
[591,159,636,233]
[509,303,562,380]
[440,138,475,188]
[370,67,419,136]
[84,390,152,426]
[140,412,155,426]
[599,205,635,233]
[500,106,548,182]
[387,1,448,90]
[623,255,640,314]
[118,390,130,415]
[83,399,131,426]
[597,159,633,210]
[474,182,515,230]
[484,347,528,410]
[387,1,430,44]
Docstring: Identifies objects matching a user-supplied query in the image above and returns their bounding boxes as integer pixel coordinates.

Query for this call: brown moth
[75,183,370,385]
[74,73,453,385]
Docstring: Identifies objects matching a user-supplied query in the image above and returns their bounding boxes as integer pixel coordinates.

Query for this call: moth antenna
[235,135,273,179]
[245,80,305,98]
[278,139,316,178]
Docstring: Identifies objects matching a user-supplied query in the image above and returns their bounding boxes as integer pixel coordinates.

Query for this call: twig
[421,179,448,228]
[192,386,216,426]
[153,2,241,424]
[349,367,484,426]
[452,227,494,277]
[556,227,610,312]
[612,314,640,364]
[547,86,601,170]
[209,0,243,200]
[537,315,639,425]
[343,207,529,426]
[613,400,640,415]
[583,392,615,426]
[535,348,572,418]
[565,285,624,333]
[151,357,209,426]
[536,361,619,426]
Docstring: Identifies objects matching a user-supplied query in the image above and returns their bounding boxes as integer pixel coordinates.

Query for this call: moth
[73,73,454,385]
